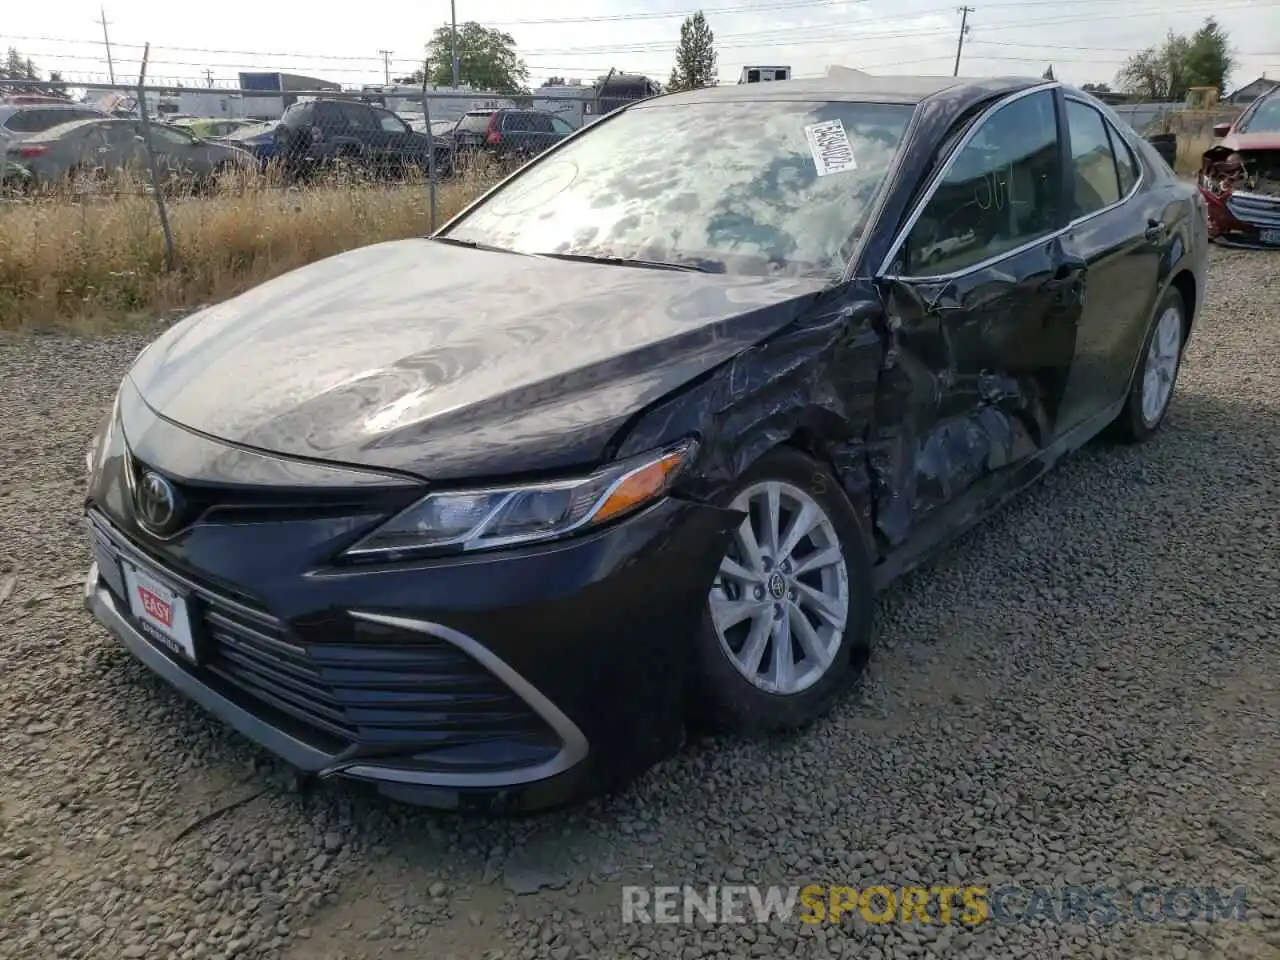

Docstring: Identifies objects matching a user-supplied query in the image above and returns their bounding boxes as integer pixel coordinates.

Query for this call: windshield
[1240,94,1280,134]
[442,98,915,278]
[224,124,271,142]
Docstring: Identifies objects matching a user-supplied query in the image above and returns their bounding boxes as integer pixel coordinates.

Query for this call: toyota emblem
[135,471,178,533]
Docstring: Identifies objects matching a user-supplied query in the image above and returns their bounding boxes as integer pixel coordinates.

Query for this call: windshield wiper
[430,236,526,255]
[532,252,717,273]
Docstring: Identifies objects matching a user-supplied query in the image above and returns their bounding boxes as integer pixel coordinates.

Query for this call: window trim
[877,84,1149,282]
[877,81,1061,280]
[1061,94,1145,227]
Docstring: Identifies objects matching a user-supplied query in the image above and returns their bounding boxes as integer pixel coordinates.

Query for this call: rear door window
[4,109,51,132]
[338,103,378,131]
[1105,121,1141,196]
[1065,99,1122,218]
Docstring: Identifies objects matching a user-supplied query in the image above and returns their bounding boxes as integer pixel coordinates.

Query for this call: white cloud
[5,0,1279,93]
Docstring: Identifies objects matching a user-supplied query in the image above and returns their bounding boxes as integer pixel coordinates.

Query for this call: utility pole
[953,6,974,77]
[378,48,392,85]
[450,0,461,87]
[98,6,116,85]
[204,68,214,88]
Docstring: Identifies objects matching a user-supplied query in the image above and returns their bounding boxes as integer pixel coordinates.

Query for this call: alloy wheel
[1141,305,1182,427]
[709,480,850,696]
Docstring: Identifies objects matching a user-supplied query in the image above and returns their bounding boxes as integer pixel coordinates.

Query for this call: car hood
[1216,133,1280,152]
[128,239,829,480]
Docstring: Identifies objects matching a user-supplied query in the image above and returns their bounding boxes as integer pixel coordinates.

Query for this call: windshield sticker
[804,120,858,177]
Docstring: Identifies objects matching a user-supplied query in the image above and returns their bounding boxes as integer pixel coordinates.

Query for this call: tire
[1110,285,1187,443]
[692,446,875,734]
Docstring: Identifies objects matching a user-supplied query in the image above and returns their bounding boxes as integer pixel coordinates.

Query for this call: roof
[1231,77,1279,99]
[26,116,122,140]
[644,72,1041,107]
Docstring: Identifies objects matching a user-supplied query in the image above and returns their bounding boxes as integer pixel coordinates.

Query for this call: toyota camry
[84,73,1208,813]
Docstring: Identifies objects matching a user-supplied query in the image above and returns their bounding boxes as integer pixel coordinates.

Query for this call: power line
[6,0,1270,61]
[11,0,1276,84]
[512,0,1277,55]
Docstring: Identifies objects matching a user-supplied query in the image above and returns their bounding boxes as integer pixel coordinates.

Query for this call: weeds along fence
[0,78,520,328]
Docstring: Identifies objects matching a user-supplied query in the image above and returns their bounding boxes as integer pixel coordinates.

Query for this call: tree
[425,22,528,94]
[1042,65,1055,81]
[3,47,28,79]
[1184,17,1235,94]
[1116,18,1235,101]
[667,11,717,93]
[544,76,568,86]
[1082,82,1112,94]
[0,47,67,98]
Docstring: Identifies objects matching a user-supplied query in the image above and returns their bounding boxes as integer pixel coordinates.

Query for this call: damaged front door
[871,86,1083,548]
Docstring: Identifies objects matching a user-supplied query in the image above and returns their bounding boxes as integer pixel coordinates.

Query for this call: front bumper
[84,496,736,813]
[1200,186,1280,247]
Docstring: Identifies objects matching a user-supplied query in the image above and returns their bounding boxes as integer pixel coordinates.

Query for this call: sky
[4,0,1280,93]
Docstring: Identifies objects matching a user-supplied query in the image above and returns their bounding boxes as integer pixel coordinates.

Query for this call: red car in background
[1199,87,1280,247]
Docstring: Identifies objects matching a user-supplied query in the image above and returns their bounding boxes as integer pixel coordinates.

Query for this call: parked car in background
[0,101,106,148]
[170,117,270,140]
[449,108,574,166]
[1199,86,1280,247]
[273,98,451,180]
[82,74,1206,814]
[3,117,254,192]
[207,122,277,171]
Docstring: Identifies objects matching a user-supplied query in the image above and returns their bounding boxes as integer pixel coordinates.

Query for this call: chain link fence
[1,73,581,269]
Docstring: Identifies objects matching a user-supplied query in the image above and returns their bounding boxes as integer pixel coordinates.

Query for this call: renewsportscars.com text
[622,884,1249,926]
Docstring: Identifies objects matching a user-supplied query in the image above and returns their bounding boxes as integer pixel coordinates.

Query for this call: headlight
[86,391,120,482]
[342,439,697,559]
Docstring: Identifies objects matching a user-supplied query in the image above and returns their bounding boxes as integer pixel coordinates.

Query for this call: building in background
[532,79,595,127]
[581,72,661,125]
[237,72,342,120]
[1226,76,1279,106]
[360,84,517,125]
[739,66,791,83]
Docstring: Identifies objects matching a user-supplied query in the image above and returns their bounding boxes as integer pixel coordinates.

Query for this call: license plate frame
[121,560,200,664]
[91,537,127,600]
[1259,229,1280,246]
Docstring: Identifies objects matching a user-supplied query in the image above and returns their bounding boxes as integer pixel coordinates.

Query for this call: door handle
[1145,219,1166,241]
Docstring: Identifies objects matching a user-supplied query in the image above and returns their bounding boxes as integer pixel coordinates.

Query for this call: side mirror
[1213,122,1232,138]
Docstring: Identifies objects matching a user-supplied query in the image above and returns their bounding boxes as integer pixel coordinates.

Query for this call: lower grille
[88,511,561,771]
[1226,192,1280,229]
[206,618,561,770]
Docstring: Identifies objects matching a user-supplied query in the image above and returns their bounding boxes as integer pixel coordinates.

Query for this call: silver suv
[0,102,107,146]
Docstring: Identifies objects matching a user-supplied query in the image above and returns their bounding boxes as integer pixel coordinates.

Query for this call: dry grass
[1175,132,1214,175]
[0,168,493,331]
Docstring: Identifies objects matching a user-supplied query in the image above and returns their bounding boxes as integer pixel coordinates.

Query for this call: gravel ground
[2,247,1278,960]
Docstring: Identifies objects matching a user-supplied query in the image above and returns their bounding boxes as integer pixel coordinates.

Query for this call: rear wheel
[692,447,874,734]
[1111,286,1187,442]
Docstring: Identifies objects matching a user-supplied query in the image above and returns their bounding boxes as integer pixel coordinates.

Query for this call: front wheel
[692,446,875,734]
[1110,286,1187,443]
